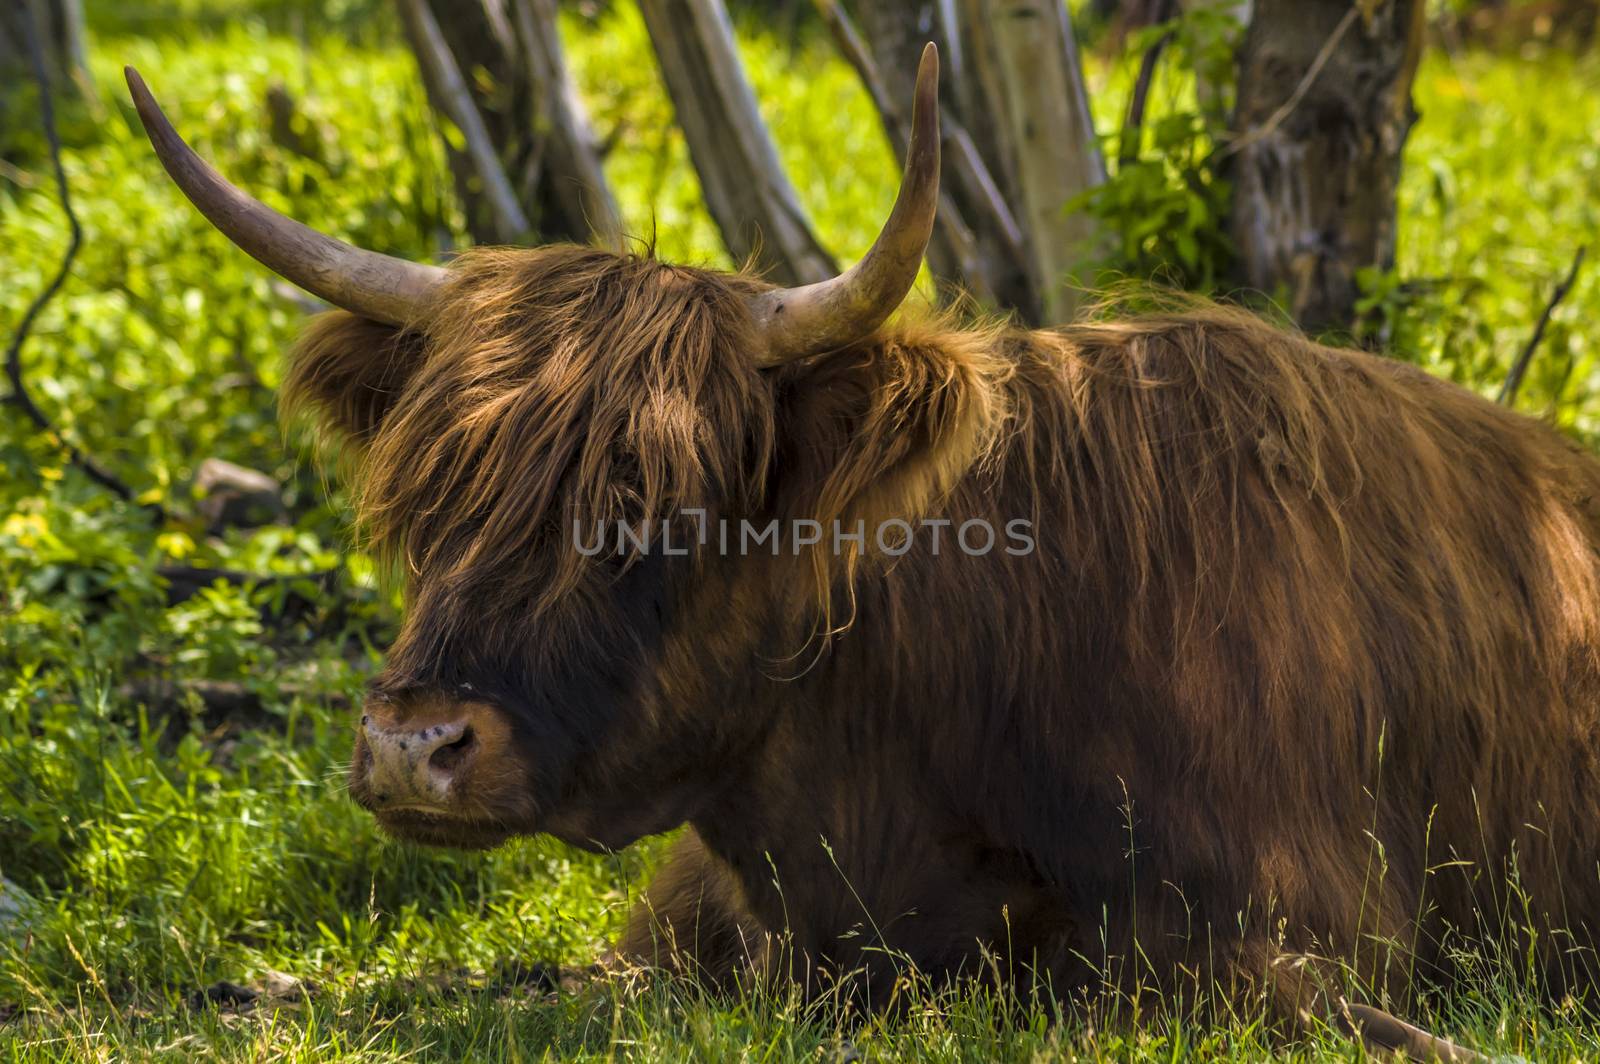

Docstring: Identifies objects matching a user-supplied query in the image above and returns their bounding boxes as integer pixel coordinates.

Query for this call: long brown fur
[290,245,1600,1020]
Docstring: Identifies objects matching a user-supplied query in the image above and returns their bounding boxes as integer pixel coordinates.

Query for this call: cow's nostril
[429,726,475,775]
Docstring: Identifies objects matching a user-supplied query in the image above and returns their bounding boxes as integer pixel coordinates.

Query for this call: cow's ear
[768,322,1007,547]
[282,311,427,448]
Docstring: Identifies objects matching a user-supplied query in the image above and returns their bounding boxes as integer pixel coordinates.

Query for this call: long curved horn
[125,67,447,327]
[748,43,941,366]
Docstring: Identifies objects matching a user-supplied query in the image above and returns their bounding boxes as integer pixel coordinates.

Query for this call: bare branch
[1337,1001,1490,1064]
[4,4,149,511]
[1499,246,1586,407]
[815,0,901,150]
[638,0,835,286]
[943,119,1025,263]
[815,0,1021,303]
[397,0,530,242]
[1119,0,1178,168]
[507,0,622,243]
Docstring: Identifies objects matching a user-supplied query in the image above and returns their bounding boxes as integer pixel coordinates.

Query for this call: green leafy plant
[1072,3,1243,292]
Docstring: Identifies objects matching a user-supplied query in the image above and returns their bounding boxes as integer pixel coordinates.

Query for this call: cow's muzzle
[353,703,480,813]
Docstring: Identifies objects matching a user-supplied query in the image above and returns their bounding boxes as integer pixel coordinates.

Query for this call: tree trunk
[960,0,1106,324]
[638,0,836,287]
[397,0,620,247]
[1227,0,1424,334]
[1,0,91,155]
[844,0,1105,323]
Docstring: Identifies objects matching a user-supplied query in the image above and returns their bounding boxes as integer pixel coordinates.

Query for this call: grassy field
[2,4,1599,1060]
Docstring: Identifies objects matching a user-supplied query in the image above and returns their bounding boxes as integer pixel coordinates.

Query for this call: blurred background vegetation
[1,0,1597,1058]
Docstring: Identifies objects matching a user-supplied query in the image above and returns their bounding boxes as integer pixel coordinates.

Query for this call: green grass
[2,5,1599,1060]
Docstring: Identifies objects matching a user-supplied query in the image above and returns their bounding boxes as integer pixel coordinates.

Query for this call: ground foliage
[1,2,1598,1059]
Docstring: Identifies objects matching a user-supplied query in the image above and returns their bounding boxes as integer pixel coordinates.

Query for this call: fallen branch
[1499,246,1586,407]
[4,5,148,512]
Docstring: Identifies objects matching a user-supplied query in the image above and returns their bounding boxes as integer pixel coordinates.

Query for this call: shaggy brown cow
[127,49,1600,1031]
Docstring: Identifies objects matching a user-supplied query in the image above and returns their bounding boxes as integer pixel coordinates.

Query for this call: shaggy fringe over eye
[286,246,776,645]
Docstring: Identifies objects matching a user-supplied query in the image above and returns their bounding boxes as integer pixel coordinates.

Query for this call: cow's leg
[610,829,766,989]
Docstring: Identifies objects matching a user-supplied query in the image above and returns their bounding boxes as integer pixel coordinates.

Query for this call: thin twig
[1119,0,1178,169]
[1219,4,1360,159]
[1499,246,1586,407]
[4,4,148,510]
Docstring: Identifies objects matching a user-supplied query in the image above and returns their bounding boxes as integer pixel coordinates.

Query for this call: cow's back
[949,310,1600,995]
